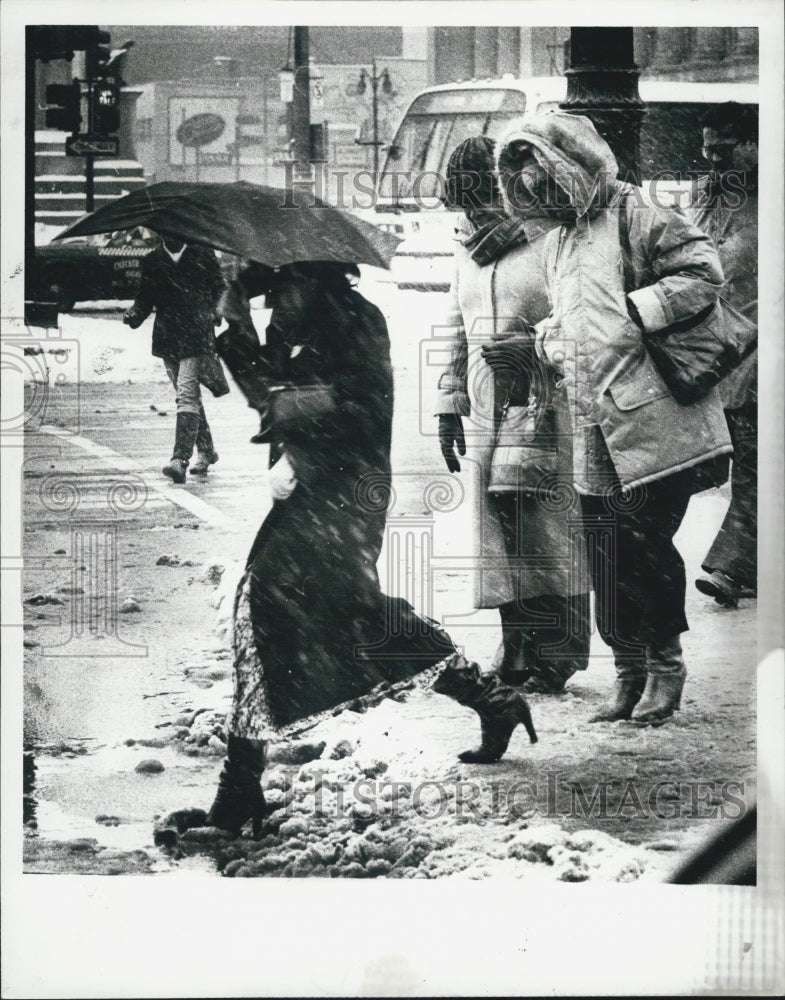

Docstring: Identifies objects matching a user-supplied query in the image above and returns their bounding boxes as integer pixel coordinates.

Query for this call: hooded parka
[496,112,732,496]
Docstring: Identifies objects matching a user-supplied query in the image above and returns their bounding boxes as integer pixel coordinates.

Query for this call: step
[36,176,147,195]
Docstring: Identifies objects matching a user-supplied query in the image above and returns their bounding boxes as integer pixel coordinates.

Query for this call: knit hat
[444,136,499,210]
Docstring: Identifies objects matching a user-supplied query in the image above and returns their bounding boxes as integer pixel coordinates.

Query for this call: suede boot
[206,735,267,836]
[589,646,646,722]
[632,635,687,725]
[432,653,537,763]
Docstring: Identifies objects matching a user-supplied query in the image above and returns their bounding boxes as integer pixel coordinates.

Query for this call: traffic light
[45,82,82,133]
[31,26,101,62]
[86,29,113,78]
[91,78,120,134]
[95,32,113,74]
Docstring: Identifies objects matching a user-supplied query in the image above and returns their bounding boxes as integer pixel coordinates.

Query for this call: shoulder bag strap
[617,189,636,295]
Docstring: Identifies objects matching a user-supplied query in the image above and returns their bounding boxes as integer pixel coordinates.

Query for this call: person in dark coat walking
[123,237,228,482]
[201,263,537,836]
[689,103,759,609]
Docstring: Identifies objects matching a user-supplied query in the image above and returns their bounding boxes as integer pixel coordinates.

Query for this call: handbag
[618,192,755,406]
[488,397,559,494]
[267,384,336,427]
[197,351,230,398]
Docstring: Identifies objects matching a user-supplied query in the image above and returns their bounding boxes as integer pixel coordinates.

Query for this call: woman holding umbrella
[205,260,538,835]
[54,182,538,837]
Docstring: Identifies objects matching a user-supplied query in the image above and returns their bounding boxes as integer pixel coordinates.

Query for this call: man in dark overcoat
[124,237,227,482]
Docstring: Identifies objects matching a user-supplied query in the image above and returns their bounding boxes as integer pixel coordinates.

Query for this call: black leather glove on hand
[123,308,144,329]
[480,336,536,377]
[439,414,466,473]
[481,335,538,406]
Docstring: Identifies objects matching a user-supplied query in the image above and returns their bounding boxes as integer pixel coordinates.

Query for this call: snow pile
[53,312,167,385]
[209,558,244,643]
[162,713,651,881]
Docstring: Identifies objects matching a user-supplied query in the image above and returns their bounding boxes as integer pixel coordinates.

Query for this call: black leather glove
[625,296,645,330]
[123,308,144,329]
[439,414,466,473]
[480,335,536,376]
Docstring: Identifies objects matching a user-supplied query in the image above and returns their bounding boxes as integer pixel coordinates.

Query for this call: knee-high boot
[432,653,538,763]
[163,411,200,483]
[631,635,687,725]
[206,734,267,836]
[589,645,647,723]
[191,406,219,475]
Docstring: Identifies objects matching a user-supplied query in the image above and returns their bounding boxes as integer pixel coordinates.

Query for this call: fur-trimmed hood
[495,111,619,220]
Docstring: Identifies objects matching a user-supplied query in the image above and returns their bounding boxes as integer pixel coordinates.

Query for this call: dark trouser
[499,593,591,686]
[579,469,696,652]
[702,403,757,587]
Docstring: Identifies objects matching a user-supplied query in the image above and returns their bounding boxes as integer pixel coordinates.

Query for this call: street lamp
[354,59,393,180]
[560,27,644,183]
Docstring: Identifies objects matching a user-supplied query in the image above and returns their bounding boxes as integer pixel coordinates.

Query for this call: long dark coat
[130,245,225,360]
[242,280,453,729]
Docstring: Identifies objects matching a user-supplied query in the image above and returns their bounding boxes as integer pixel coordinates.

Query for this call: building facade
[428,26,758,83]
[32,25,757,226]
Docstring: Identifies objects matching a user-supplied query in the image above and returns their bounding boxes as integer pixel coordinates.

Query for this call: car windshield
[106,228,160,248]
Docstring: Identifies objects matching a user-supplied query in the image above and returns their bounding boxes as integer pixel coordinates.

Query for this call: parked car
[29,228,161,311]
[29,229,240,313]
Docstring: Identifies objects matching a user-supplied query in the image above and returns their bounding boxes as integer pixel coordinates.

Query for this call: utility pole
[25,28,37,302]
[560,27,644,183]
[292,26,312,191]
[84,35,98,211]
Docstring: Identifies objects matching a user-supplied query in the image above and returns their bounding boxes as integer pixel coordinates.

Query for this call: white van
[370,76,758,290]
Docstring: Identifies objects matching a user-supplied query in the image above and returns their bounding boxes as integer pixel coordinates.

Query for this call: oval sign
[176,113,226,148]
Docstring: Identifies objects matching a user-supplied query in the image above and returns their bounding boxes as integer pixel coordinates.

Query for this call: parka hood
[496,112,619,220]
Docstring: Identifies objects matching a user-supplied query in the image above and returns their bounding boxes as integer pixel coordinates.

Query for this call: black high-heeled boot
[206,735,267,836]
[432,653,538,763]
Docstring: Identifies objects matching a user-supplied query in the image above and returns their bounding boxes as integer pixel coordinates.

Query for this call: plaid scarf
[461,215,529,267]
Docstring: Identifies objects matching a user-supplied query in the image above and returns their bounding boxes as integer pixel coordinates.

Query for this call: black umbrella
[54,181,401,269]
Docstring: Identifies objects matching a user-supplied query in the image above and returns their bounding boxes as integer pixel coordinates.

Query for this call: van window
[379,88,527,200]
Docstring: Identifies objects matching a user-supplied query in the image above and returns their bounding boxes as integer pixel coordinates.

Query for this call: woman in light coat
[495,112,732,725]
[437,136,591,694]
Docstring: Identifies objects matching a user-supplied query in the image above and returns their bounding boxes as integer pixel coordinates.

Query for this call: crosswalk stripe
[39,425,235,529]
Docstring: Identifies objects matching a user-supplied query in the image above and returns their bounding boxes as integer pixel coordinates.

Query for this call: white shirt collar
[163,243,187,263]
